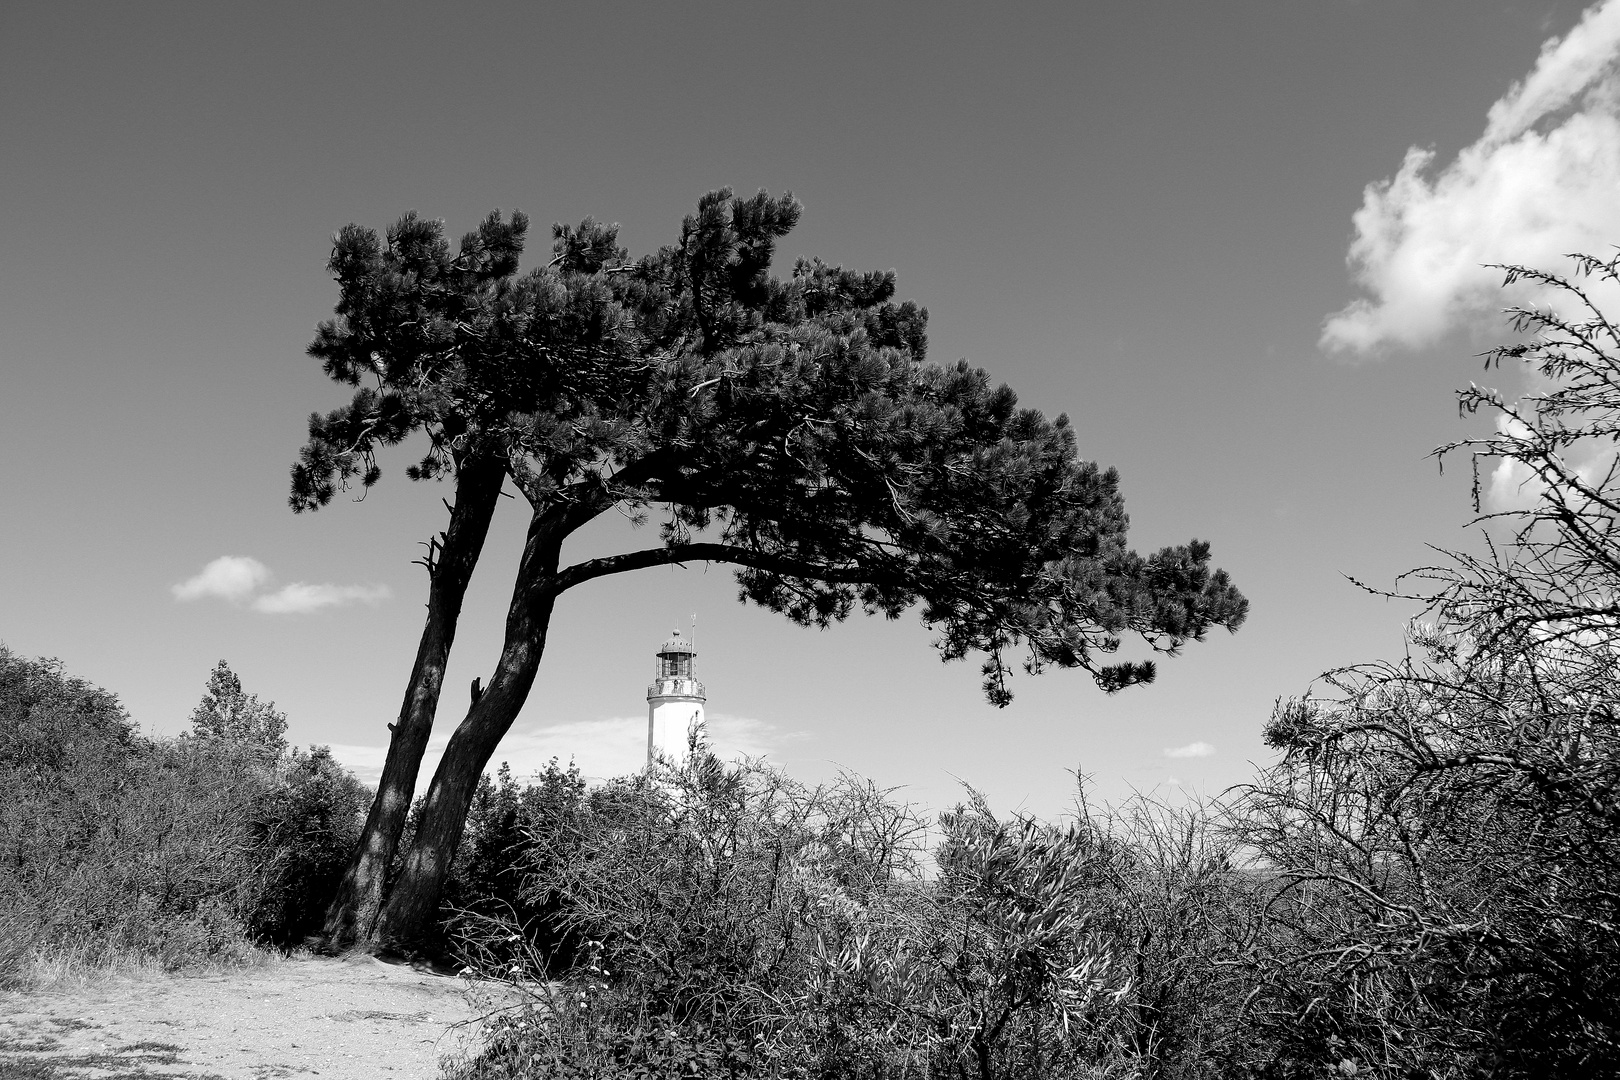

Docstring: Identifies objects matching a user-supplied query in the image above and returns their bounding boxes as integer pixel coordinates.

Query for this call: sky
[4,0,1618,821]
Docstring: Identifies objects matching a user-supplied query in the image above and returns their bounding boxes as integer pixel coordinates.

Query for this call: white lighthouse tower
[647,629,706,766]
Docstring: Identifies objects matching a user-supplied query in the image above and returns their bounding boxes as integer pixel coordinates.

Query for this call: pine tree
[295,189,1248,952]
[291,210,522,948]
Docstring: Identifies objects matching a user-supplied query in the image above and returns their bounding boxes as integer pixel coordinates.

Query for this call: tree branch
[551,541,887,596]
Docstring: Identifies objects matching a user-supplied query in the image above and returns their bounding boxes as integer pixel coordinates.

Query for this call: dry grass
[8,934,283,993]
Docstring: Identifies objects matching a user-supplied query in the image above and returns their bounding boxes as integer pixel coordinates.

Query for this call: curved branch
[551,541,886,596]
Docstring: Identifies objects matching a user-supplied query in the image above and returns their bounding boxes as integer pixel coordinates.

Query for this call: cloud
[1484,409,1620,513]
[493,711,799,781]
[325,710,798,788]
[171,555,270,602]
[707,712,807,758]
[1163,741,1215,759]
[1323,0,1620,353]
[323,743,392,787]
[251,582,390,615]
[172,555,389,614]
[498,716,645,780]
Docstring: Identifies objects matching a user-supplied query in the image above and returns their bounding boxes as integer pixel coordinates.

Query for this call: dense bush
[0,650,369,981]
[1234,621,1620,1077]
[447,750,927,1078]
[439,758,590,969]
[445,749,1262,1080]
[250,743,372,945]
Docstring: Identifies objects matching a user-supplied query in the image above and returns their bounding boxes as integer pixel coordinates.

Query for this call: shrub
[441,758,590,970]
[0,648,370,979]
[447,749,934,1078]
[779,790,1130,1080]
[1236,625,1620,1078]
[445,750,1275,1080]
[0,652,265,976]
[1078,795,1264,1079]
[248,744,371,945]
[1230,257,1620,1077]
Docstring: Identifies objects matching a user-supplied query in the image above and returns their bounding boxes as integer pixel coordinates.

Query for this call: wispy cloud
[326,711,799,788]
[497,716,645,781]
[322,743,393,786]
[172,555,389,615]
[171,555,270,602]
[251,582,390,614]
[1163,741,1215,759]
[1323,0,1620,353]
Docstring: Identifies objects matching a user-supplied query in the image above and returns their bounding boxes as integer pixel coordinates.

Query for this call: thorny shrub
[1232,256,1620,1078]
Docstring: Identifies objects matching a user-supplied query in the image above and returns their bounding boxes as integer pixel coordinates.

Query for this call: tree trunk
[318,454,506,952]
[377,509,564,952]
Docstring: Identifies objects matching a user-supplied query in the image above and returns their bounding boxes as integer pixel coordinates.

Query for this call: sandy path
[0,953,519,1079]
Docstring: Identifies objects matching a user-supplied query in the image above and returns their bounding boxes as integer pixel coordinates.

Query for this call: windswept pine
[292,189,1248,952]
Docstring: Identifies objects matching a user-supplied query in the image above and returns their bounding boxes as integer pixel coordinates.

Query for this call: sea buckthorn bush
[444,747,1258,1080]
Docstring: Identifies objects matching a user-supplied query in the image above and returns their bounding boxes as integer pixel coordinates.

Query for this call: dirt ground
[0,953,524,1079]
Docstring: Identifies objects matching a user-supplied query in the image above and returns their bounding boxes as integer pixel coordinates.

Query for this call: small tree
[299,189,1249,951]
[187,660,288,756]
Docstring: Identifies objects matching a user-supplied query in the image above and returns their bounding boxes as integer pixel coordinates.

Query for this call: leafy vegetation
[0,653,369,984]
[443,747,1262,1080]
[6,256,1618,1077]
[433,758,592,969]
[441,257,1620,1078]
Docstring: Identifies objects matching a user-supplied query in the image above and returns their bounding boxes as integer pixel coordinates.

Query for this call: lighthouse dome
[658,629,696,657]
[653,629,699,681]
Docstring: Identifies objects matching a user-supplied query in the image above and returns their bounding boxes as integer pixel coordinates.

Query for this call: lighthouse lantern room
[647,629,706,766]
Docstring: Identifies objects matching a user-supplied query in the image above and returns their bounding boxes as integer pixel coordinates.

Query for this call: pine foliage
[293,189,1247,701]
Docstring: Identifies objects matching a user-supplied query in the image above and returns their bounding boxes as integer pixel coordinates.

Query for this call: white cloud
[251,582,390,615]
[325,710,797,789]
[487,711,799,781]
[497,716,645,780]
[1485,429,1620,513]
[172,555,389,615]
[1163,741,1215,759]
[707,712,805,758]
[171,555,270,602]
[1323,0,1620,354]
[323,743,392,787]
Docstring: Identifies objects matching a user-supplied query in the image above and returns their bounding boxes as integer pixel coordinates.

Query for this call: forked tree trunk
[377,513,565,952]
[318,455,506,952]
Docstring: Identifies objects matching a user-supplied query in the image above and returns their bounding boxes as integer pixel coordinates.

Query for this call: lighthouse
[647,629,706,766]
